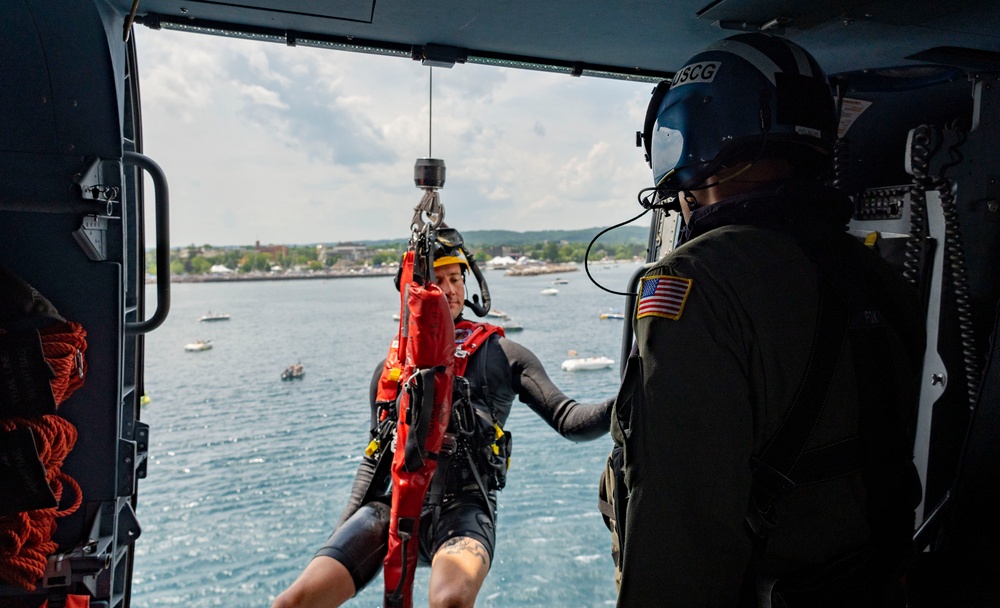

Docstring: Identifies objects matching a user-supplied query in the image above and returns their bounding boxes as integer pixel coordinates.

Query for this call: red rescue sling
[382,251,455,608]
[377,267,504,607]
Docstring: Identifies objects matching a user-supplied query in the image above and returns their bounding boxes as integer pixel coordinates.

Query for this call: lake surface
[132,263,640,607]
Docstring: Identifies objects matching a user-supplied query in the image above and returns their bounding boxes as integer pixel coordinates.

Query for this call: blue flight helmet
[643,33,837,194]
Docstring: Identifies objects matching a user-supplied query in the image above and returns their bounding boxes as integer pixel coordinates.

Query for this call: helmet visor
[651,123,684,188]
[436,227,464,249]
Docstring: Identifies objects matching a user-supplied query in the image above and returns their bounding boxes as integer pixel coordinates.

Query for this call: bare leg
[427,536,491,608]
[271,556,356,608]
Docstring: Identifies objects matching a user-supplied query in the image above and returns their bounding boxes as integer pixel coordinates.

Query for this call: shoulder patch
[637,275,692,320]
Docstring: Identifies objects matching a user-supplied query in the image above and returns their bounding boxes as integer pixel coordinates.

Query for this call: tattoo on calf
[439,537,489,565]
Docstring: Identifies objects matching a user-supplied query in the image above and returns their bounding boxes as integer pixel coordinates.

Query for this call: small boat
[392,312,401,321]
[199,311,231,322]
[486,309,510,319]
[540,288,559,296]
[184,340,212,352]
[600,309,625,320]
[561,355,614,371]
[281,363,305,380]
[553,278,569,285]
[500,320,524,332]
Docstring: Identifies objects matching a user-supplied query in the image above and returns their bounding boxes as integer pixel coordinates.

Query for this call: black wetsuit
[316,325,613,592]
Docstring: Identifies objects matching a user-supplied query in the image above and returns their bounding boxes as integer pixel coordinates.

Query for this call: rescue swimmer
[603,33,925,607]
[272,227,615,608]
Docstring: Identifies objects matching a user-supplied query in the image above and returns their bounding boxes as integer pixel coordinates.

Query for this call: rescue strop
[380,249,454,608]
[375,303,505,608]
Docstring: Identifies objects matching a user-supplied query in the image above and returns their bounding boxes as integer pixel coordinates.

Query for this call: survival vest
[370,321,511,492]
[375,320,504,401]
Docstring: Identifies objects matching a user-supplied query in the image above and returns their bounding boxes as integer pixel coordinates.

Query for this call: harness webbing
[369,320,505,547]
[746,285,850,535]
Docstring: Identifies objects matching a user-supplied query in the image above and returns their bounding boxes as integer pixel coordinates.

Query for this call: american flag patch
[637,275,692,320]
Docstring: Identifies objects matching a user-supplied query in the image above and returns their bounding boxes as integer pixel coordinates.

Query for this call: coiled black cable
[909,124,980,407]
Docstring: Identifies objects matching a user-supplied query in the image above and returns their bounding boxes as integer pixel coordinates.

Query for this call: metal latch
[72,215,108,261]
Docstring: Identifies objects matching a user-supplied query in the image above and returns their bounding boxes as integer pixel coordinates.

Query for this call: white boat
[540,288,559,296]
[500,320,524,332]
[184,340,212,352]
[487,309,510,319]
[561,355,614,371]
[600,309,625,320]
[198,312,231,322]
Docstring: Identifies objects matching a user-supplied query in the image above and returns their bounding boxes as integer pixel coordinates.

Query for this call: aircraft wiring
[908,123,981,409]
[583,204,654,297]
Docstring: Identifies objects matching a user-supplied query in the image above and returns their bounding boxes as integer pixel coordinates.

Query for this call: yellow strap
[388,367,402,382]
[864,232,879,247]
[365,438,380,458]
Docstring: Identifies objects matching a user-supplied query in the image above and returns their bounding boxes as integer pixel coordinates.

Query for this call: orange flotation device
[382,251,455,608]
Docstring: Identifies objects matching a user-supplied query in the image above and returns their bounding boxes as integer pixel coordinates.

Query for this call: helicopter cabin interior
[2,0,1000,606]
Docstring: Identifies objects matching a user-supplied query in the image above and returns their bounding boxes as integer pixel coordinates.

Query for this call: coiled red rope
[0,321,86,590]
[39,321,88,406]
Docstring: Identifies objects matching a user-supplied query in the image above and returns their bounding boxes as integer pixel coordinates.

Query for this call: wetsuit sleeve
[498,337,613,442]
[335,457,379,529]
[334,360,387,529]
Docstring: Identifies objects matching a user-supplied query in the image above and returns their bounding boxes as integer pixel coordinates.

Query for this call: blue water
[132,264,639,607]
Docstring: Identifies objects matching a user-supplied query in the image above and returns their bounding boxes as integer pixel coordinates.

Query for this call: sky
[134,28,659,248]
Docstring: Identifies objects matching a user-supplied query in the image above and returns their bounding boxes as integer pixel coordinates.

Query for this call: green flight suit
[613,183,923,607]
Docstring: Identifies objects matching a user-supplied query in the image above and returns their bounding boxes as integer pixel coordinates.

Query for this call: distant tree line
[147,227,649,276]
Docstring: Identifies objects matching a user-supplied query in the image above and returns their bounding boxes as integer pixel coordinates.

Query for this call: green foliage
[370,251,397,266]
[240,252,273,273]
[462,226,647,247]
[148,226,650,275]
[543,241,560,262]
[189,256,211,274]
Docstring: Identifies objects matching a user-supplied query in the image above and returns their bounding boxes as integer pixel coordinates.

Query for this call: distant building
[255,240,288,258]
[330,242,369,261]
[209,264,233,274]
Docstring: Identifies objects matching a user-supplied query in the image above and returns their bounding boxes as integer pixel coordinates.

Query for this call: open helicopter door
[833,65,1000,605]
[1,2,162,606]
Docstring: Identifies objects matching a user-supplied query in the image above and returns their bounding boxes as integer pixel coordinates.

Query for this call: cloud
[134,28,654,247]
[234,83,287,109]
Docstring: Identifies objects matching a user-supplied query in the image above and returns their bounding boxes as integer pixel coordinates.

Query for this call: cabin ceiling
[122,0,1000,81]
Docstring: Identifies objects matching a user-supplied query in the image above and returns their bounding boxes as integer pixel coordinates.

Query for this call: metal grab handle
[124,151,170,335]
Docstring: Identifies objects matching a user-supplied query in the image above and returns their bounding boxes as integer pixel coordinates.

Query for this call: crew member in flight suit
[611,33,925,607]
[273,230,614,608]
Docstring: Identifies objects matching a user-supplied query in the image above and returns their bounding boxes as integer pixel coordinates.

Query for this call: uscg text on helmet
[671,62,721,88]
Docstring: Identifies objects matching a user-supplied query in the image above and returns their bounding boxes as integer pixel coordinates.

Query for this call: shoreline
[149,269,396,284]
[150,262,626,284]
[503,264,579,277]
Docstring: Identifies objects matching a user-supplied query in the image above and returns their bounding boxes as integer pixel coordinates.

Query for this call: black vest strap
[747,285,850,536]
